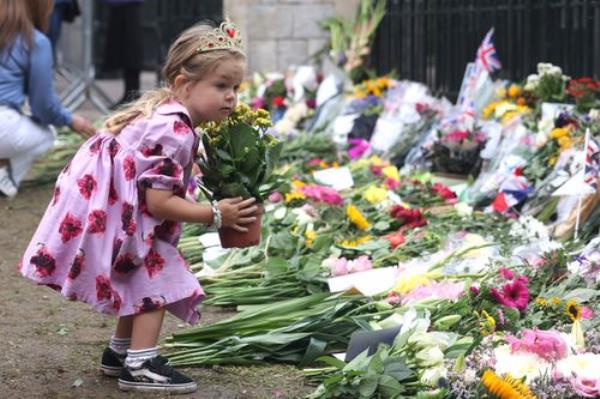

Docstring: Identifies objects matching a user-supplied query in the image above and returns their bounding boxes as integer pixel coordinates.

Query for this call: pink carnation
[348,138,370,160]
[581,306,594,320]
[499,267,514,280]
[570,376,600,398]
[300,184,344,206]
[505,328,568,361]
[268,192,283,203]
[490,278,529,311]
[384,178,401,190]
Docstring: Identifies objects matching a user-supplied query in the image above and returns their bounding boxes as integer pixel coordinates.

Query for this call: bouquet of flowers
[566,77,600,113]
[429,127,487,176]
[198,103,283,247]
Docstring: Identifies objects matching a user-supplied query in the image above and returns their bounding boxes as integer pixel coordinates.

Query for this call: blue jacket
[0,30,71,127]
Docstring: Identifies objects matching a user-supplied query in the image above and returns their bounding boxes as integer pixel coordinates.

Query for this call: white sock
[125,347,158,369]
[109,336,131,355]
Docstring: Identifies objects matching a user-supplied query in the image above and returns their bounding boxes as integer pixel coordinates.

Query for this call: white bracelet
[211,200,222,229]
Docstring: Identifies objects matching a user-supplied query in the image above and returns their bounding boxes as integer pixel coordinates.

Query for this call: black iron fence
[371,0,600,100]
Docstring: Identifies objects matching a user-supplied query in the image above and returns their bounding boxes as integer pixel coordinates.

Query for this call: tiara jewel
[196,21,243,53]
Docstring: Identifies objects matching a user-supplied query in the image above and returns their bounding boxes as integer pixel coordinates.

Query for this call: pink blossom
[347,256,373,273]
[470,286,480,296]
[307,158,322,167]
[251,96,266,110]
[384,177,401,190]
[505,329,568,361]
[442,130,470,142]
[300,184,344,206]
[327,257,349,276]
[386,291,401,305]
[581,306,594,320]
[499,267,514,280]
[490,278,529,311]
[570,376,600,398]
[401,281,465,305]
[348,138,370,160]
[268,192,283,203]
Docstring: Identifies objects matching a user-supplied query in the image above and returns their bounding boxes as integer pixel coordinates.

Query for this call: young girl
[19,21,256,394]
[0,0,95,198]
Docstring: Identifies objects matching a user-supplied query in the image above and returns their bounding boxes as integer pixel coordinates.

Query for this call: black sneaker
[100,347,171,377]
[118,357,198,394]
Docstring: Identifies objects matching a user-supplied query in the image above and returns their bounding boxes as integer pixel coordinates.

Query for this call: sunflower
[481,370,537,399]
[346,204,370,231]
[535,297,548,306]
[339,235,372,248]
[566,299,582,322]
[285,190,306,203]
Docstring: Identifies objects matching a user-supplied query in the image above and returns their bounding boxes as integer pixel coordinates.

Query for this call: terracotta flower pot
[218,204,263,248]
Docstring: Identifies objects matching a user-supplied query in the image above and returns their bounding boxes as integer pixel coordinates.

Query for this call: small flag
[476,28,501,74]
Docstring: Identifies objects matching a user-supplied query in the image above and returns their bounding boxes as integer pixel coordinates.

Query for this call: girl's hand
[71,114,96,138]
[218,197,258,233]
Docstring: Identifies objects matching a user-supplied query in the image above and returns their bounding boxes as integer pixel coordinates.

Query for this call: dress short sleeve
[135,116,197,192]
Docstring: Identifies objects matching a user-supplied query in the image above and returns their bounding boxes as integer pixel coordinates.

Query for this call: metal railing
[371,0,600,100]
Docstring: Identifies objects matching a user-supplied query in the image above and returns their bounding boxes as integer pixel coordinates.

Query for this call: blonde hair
[103,23,246,134]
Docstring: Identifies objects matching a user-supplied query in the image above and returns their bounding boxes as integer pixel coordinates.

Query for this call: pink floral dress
[19,101,204,324]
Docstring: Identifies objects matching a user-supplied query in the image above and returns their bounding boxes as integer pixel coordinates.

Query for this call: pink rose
[570,376,600,398]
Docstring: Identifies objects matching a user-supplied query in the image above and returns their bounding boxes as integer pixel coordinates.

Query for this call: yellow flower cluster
[394,274,431,295]
[381,165,400,182]
[304,229,317,247]
[353,77,392,98]
[482,100,531,124]
[479,310,496,336]
[363,185,388,204]
[339,235,372,248]
[550,126,574,151]
[534,297,583,322]
[481,370,537,399]
[346,204,370,230]
[200,104,272,136]
[285,190,306,203]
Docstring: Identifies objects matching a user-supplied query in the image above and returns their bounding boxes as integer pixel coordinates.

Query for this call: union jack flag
[476,28,501,73]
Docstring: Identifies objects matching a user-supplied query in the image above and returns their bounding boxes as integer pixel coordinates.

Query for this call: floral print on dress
[59,212,83,243]
[77,174,97,200]
[30,244,56,277]
[144,249,165,278]
[173,120,191,135]
[19,102,204,324]
[68,249,85,280]
[87,209,107,234]
[96,274,112,301]
[121,202,136,236]
[134,296,166,313]
[123,155,136,180]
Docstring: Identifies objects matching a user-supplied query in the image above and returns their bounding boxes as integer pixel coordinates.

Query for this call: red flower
[141,143,163,157]
[431,183,457,201]
[121,202,136,236]
[122,155,136,181]
[114,253,137,274]
[272,96,285,107]
[59,212,83,243]
[89,137,102,154]
[52,186,61,206]
[68,249,85,280]
[173,120,191,135]
[108,139,121,159]
[491,278,529,311]
[144,249,165,278]
[390,205,427,229]
[30,244,56,277]
[77,174,97,200]
[108,178,119,205]
[385,231,406,248]
[134,296,166,313]
[95,274,112,301]
[87,209,107,234]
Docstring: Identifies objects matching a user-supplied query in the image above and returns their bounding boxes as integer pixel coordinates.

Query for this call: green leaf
[299,337,328,367]
[563,288,599,303]
[315,355,347,370]
[383,358,414,381]
[358,376,378,398]
[265,256,288,275]
[378,374,404,398]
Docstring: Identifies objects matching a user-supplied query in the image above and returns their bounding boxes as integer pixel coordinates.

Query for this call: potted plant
[430,128,487,176]
[198,103,282,248]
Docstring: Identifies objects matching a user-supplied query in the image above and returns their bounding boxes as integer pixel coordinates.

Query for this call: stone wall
[224,0,360,73]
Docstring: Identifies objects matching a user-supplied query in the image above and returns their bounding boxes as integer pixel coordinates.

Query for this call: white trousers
[0,106,56,185]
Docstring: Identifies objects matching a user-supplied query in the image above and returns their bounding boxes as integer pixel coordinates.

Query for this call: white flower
[415,347,445,367]
[454,202,473,218]
[493,344,552,382]
[420,366,447,386]
[273,207,287,220]
[525,74,540,91]
[555,353,600,380]
[292,207,316,225]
